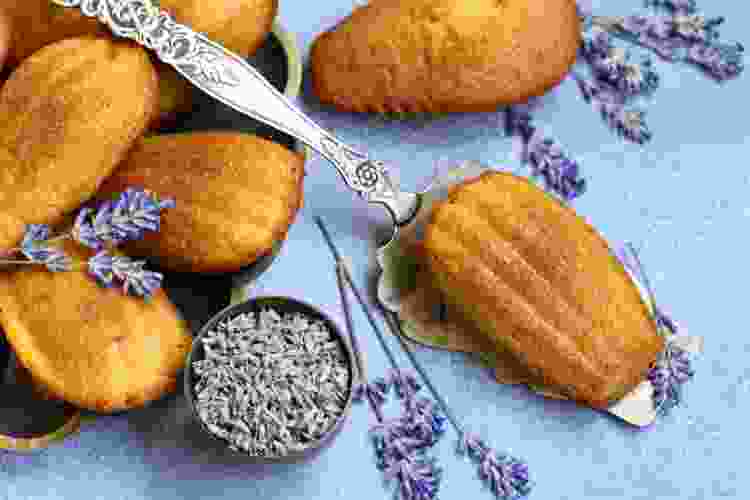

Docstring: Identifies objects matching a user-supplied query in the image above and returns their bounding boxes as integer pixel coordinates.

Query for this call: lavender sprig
[317,217,531,500]
[574,30,657,144]
[617,243,695,415]
[644,0,696,13]
[648,313,695,414]
[587,3,744,82]
[505,106,586,202]
[330,244,444,500]
[1,188,172,300]
[74,188,175,249]
[457,434,532,500]
[575,0,743,144]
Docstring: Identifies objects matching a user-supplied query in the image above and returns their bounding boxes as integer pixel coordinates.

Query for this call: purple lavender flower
[74,188,175,249]
[599,103,652,144]
[87,251,116,287]
[505,107,587,202]
[389,369,422,399]
[404,397,447,439]
[580,29,660,98]
[21,224,50,247]
[648,342,694,414]
[616,243,695,415]
[671,14,724,43]
[592,12,744,82]
[458,433,532,499]
[353,377,390,407]
[87,251,163,298]
[644,0,697,13]
[655,307,679,335]
[20,224,73,272]
[73,208,100,249]
[686,42,744,81]
[647,308,694,414]
[383,455,442,500]
[616,16,683,59]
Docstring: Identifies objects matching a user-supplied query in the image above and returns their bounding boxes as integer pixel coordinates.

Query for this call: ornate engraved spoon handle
[51,0,418,226]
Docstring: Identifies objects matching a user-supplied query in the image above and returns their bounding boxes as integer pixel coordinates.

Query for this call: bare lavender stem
[366,390,386,423]
[335,261,367,384]
[315,217,400,372]
[624,242,658,308]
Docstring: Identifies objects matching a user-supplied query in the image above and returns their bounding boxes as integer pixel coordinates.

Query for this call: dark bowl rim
[183,295,356,462]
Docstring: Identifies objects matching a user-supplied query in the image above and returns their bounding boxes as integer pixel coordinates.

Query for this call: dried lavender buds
[192,307,352,456]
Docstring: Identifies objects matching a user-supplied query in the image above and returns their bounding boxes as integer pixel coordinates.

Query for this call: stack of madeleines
[0,1,306,413]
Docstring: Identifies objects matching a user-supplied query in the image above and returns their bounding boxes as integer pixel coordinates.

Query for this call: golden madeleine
[423,172,664,408]
[0,36,159,251]
[96,132,305,273]
[3,0,278,120]
[0,241,192,413]
[311,0,581,113]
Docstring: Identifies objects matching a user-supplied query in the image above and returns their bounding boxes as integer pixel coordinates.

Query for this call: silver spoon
[52,0,421,246]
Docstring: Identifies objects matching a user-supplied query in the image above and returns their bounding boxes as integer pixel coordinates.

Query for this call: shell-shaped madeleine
[0,242,192,413]
[96,132,305,273]
[424,172,664,408]
[311,0,581,113]
[0,36,159,250]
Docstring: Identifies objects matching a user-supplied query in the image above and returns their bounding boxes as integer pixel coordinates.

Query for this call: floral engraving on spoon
[52,0,240,87]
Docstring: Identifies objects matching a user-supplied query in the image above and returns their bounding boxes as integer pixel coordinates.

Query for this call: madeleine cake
[423,171,664,408]
[311,0,581,113]
[0,242,192,413]
[96,132,305,273]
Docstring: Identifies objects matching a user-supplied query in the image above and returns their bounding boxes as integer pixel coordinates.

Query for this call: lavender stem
[315,216,400,373]
[624,242,658,310]
[336,261,367,384]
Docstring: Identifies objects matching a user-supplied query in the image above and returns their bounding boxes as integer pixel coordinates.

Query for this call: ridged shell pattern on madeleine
[0,241,192,413]
[423,172,664,409]
[311,0,581,113]
[96,132,305,273]
[0,36,159,250]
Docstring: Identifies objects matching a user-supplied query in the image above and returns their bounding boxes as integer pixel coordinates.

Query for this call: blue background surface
[1,0,748,498]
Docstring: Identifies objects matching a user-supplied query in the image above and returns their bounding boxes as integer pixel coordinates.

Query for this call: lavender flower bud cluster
[9,188,174,299]
[505,106,587,202]
[355,369,447,500]
[74,188,175,249]
[616,243,695,415]
[574,0,743,144]
[457,433,532,500]
[648,310,695,414]
[587,0,743,82]
[574,29,657,144]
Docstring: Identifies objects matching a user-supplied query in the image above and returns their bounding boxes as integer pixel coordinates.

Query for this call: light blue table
[1,1,747,498]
